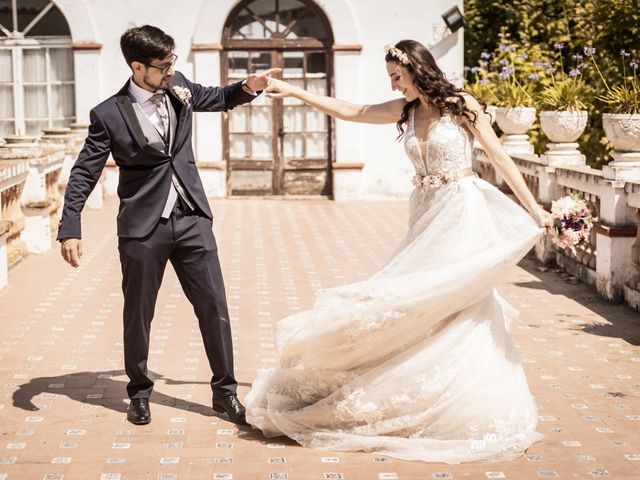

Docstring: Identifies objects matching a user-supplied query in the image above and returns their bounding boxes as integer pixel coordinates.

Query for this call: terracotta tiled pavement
[0,197,639,480]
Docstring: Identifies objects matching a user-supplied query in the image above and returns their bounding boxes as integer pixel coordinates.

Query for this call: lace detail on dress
[404,107,474,182]
[268,370,355,405]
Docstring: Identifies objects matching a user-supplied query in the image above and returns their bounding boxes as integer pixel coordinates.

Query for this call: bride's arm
[461,94,552,228]
[265,77,404,124]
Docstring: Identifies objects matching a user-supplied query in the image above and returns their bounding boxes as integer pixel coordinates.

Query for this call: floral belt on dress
[412,167,477,189]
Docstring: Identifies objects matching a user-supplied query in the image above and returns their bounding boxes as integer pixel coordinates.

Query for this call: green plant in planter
[464,52,500,105]
[537,43,593,111]
[586,47,640,114]
[491,42,539,108]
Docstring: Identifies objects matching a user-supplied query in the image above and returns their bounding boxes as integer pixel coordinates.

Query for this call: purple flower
[584,47,596,56]
[471,66,481,73]
[545,66,557,74]
[517,53,528,60]
[498,44,517,54]
[498,58,510,66]
[480,52,492,59]
[631,60,639,69]
[464,66,471,72]
[478,60,488,67]
[528,73,539,80]
[568,69,580,77]
[554,42,565,50]
[479,79,489,85]
[571,53,584,61]
[621,49,631,57]
[578,62,589,70]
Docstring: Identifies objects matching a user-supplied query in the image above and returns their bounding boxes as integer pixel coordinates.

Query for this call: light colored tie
[150,93,169,142]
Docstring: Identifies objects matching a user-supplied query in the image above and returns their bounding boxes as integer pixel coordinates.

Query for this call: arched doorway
[222,0,334,196]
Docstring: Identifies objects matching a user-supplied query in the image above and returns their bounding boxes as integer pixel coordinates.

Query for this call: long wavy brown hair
[385,39,487,139]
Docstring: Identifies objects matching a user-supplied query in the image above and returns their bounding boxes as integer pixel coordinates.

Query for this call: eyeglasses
[146,54,177,74]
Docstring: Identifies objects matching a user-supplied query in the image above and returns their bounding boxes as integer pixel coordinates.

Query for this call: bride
[245,40,552,464]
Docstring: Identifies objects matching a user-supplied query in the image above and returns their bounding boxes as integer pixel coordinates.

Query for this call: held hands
[61,238,83,268]
[264,77,299,99]
[245,68,282,93]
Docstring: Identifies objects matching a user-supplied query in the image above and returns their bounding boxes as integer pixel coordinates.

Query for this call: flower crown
[384,45,410,66]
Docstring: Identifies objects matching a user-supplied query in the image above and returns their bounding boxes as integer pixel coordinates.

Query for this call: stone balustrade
[0,157,30,282]
[0,124,94,289]
[473,148,640,310]
[0,136,65,255]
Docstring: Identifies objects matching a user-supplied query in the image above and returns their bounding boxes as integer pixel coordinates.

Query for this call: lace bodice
[404,107,473,178]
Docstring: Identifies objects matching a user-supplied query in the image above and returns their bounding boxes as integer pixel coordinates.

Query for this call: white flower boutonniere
[172,85,192,104]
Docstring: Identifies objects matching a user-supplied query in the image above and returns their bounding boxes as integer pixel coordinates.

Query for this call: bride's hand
[533,207,554,230]
[265,77,299,99]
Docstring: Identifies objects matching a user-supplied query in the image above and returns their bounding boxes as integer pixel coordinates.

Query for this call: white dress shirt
[128,78,168,138]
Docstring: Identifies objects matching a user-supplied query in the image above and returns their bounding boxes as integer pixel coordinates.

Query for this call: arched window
[0,0,75,139]
[226,0,332,44]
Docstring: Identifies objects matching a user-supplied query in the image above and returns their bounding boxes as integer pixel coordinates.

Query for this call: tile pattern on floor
[0,197,638,479]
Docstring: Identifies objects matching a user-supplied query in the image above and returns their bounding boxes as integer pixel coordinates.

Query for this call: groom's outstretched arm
[174,69,279,112]
[175,72,256,113]
[58,108,111,267]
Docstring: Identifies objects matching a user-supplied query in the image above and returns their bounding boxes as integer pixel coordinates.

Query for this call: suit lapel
[115,81,147,150]
[167,84,188,141]
[166,96,177,153]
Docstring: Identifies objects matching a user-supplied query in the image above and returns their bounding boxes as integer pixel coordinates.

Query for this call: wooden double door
[224,49,332,196]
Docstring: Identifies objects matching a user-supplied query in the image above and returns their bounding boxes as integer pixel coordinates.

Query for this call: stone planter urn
[495,106,536,154]
[602,113,640,181]
[539,110,588,166]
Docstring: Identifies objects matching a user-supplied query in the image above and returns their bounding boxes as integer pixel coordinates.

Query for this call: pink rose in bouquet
[550,194,593,254]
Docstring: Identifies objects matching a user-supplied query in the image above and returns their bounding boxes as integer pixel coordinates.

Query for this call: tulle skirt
[245,176,544,463]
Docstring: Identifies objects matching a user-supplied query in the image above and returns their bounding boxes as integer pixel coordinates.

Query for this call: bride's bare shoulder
[464,92,483,107]
[445,92,482,111]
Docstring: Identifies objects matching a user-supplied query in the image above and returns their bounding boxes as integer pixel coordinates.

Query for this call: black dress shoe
[212,394,247,425]
[127,398,151,425]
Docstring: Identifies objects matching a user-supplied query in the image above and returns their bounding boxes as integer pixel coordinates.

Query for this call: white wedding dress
[245,108,544,464]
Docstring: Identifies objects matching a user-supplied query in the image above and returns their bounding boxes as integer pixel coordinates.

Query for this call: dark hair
[120,25,175,68]
[385,39,487,139]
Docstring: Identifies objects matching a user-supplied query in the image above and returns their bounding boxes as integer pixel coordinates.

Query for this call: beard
[142,73,171,91]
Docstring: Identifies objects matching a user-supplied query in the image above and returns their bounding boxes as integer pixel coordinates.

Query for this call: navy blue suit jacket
[57,72,256,240]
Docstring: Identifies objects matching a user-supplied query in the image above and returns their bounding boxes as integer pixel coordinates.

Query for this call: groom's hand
[245,68,282,92]
[61,238,83,268]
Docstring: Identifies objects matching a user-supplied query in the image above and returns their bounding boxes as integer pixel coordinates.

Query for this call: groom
[57,25,277,425]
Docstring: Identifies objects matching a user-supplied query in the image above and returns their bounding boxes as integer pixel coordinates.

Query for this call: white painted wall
[55,0,464,199]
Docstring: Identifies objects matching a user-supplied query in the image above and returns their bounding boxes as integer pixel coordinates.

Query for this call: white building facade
[0,0,464,199]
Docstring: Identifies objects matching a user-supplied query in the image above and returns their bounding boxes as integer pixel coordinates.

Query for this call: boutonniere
[172,85,192,104]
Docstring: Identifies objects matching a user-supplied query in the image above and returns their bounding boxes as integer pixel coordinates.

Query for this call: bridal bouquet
[549,194,593,254]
